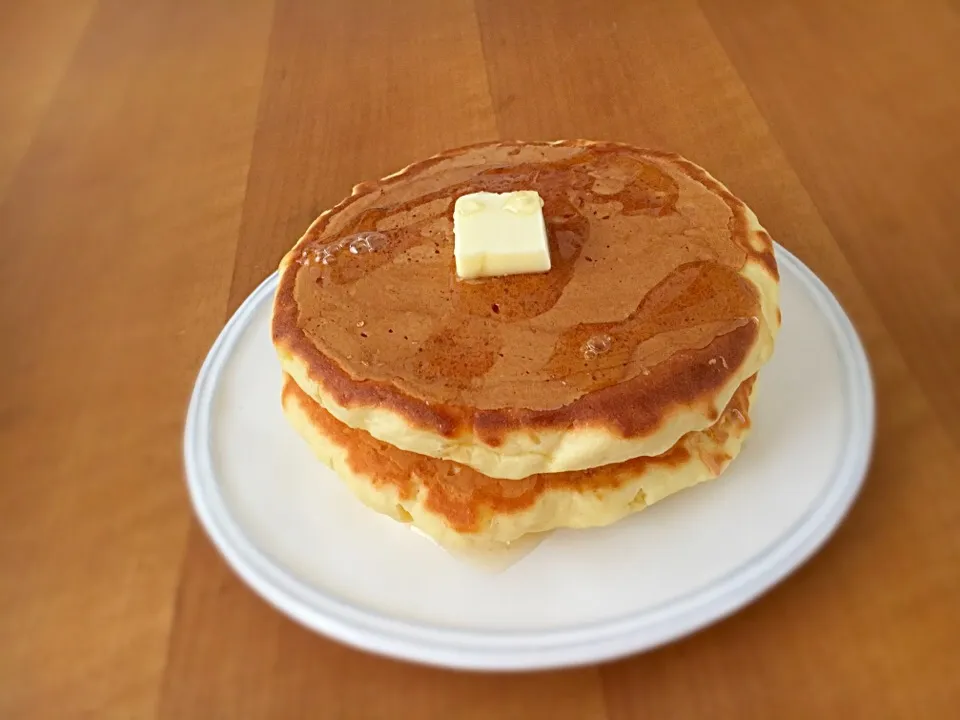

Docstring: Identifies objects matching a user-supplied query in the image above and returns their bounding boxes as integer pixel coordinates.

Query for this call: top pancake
[272,140,780,479]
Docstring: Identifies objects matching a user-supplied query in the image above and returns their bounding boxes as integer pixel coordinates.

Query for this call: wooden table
[2,0,959,717]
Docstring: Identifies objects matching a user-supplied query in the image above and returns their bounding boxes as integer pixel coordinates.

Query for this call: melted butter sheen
[293,143,761,411]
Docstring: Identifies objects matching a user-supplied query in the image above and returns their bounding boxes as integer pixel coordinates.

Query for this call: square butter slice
[453,191,551,279]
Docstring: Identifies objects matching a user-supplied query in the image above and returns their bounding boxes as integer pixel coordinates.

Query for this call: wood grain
[1,0,958,717]
[0,0,99,196]
[0,0,275,716]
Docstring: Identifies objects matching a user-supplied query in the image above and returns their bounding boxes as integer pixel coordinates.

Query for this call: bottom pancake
[280,375,756,551]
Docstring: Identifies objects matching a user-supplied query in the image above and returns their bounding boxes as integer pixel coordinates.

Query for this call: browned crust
[282,374,755,534]
[272,140,776,443]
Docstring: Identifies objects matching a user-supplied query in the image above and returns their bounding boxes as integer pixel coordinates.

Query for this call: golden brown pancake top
[282,375,755,534]
[273,141,774,442]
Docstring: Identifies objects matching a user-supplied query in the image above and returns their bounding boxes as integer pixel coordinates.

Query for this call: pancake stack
[272,141,781,552]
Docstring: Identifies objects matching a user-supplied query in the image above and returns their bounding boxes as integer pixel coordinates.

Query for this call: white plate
[184,245,874,671]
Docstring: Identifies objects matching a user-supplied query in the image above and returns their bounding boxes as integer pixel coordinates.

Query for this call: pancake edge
[279,371,756,552]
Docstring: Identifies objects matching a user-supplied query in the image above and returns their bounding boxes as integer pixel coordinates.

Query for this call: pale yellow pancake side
[280,374,756,552]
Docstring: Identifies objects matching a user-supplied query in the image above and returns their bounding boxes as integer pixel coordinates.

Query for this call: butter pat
[453,191,551,279]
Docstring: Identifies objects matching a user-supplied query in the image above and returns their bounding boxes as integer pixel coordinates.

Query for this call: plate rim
[183,244,875,671]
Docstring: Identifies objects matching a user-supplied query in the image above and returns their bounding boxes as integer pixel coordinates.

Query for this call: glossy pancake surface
[273,140,779,479]
[280,374,756,551]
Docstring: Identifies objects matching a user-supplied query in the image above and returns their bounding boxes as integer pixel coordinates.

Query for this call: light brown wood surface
[1,0,958,717]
